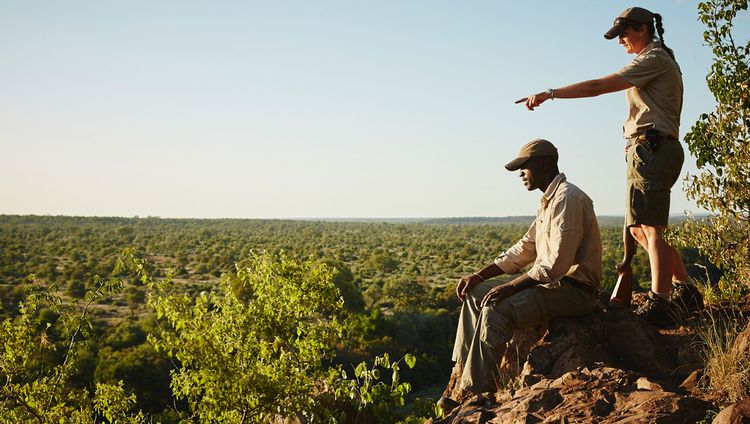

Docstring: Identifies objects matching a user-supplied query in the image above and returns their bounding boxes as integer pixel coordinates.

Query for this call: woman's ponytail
[654,13,677,63]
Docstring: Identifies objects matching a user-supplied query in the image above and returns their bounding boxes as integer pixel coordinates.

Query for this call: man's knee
[478,307,514,348]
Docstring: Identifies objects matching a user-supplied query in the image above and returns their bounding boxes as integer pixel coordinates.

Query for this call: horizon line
[0,213,706,222]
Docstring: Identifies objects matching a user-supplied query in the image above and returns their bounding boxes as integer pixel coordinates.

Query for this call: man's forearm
[474,263,503,282]
[508,273,541,291]
[480,272,542,307]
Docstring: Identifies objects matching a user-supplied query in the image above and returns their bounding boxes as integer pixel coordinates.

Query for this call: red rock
[713,398,750,424]
[434,310,711,424]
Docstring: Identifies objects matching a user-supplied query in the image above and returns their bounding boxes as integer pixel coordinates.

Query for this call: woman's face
[618,26,650,54]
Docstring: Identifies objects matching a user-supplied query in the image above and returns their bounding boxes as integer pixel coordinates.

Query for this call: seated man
[446,139,602,402]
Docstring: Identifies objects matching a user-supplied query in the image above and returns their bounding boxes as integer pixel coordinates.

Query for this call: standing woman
[519,7,691,322]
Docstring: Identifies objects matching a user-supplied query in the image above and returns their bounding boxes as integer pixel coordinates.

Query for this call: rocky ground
[429,292,750,424]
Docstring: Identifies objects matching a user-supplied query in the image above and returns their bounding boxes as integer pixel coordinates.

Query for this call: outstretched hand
[515,91,551,111]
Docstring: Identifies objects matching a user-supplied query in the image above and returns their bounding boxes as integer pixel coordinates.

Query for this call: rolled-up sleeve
[494,220,537,274]
[617,51,663,88]
[526,194,584,283]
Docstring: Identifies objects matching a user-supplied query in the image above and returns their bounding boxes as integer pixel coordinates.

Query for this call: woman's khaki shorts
[625,137,684,227]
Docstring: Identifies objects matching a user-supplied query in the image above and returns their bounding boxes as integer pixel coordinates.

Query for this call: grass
[699,306,750,403]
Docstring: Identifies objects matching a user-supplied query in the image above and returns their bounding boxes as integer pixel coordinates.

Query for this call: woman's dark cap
[604,7,654,40]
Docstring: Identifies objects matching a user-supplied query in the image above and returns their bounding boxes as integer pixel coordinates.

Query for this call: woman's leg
[631,224,689,294]
[629,225,649,249]
[630,225,690,286]
[671,247,690,283]
[642,224,673,294]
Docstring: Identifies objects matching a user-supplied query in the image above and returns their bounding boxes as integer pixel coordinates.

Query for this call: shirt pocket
[536,213,552,237]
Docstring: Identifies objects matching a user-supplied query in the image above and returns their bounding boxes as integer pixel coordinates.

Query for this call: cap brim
[604,23,625,40]
[505,156,529,171]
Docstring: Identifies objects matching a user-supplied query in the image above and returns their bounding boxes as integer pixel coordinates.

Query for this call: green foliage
[382,277,428,310]
[0,255,146,422]
[2,249,434,422]
[146,251,425,422]
[329,353,422,423]
[93,381,146,424]
[2,215,715,420]
[67,280,87,299]
[327,260,366,312]
[366,251,400,276]
[677,0,750,298]
[95,343,172,413]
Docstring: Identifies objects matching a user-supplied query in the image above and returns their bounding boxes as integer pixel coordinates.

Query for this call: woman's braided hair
[650,13,677,63]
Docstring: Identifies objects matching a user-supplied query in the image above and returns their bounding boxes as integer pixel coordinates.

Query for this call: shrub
[675,0,750,300]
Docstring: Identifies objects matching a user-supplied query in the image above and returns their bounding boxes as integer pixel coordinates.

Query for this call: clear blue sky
[1,1,742,218]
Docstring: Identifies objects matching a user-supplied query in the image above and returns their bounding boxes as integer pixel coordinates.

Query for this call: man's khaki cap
[505,138,558,171]
[604,7,654,40]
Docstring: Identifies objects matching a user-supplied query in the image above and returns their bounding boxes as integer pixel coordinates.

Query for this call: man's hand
[481,282,520,308]
[456,274,481,302]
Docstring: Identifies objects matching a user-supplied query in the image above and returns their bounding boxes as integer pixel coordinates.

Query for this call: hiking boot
[669,280,704,315]
[437,393,493,414]
[437,396,461,413]
[634,291,676,326]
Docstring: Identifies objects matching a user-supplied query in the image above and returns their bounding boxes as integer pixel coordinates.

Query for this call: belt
[628,130,679,153]
[627,129,677,142]
[562,277,597,296]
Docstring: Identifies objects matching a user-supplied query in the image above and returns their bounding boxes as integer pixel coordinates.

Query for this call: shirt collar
[541,173,566,208]
[638,41,658,57]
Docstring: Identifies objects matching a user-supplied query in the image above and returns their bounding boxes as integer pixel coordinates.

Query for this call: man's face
[519,157,545,191]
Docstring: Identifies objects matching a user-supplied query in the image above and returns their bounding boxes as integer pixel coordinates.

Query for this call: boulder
[712,398,750,424]
[731,322,750,361]
[434,308,717,423]
[442,309,676,399]
[433,367,710,424]
[678,369,704,397]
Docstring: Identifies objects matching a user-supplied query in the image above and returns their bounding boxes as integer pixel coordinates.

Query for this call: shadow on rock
[434,308,711,423]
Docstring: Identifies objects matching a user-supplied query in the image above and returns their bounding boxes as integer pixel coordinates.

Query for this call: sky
[0,1,744,219]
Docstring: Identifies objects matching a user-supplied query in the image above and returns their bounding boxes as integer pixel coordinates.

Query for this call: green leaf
[405,354,416,369]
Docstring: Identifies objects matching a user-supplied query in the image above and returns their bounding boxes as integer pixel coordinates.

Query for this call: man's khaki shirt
[617,41,683,140]
[493,173,602,288]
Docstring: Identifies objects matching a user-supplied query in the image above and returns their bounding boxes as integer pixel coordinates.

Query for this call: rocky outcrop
[435,307,710,423]
[712,398,750,424]
[436,367,710,423]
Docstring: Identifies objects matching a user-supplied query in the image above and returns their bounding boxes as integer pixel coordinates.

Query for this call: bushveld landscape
[0,213,729,423]
[1,0,749,423]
